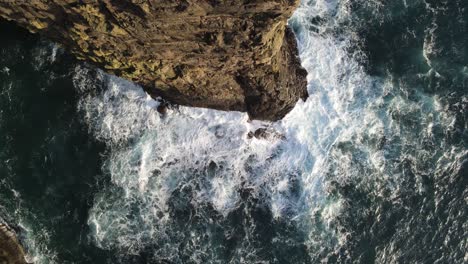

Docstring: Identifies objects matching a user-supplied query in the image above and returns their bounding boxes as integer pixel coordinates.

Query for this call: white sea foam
[74,0,464,262]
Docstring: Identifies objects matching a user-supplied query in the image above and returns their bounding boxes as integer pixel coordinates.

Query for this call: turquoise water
[0,0,467,263]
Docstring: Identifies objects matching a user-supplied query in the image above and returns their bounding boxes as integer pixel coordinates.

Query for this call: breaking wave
[73,0,466,263]
[1,0,465,263]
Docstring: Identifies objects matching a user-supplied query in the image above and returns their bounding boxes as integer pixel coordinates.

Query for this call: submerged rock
[0,223,27,264]
[0,0,308,121]
[247,127,285,140]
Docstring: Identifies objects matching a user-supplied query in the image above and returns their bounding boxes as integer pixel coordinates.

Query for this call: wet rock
[156,102,168,115]
[0,0,308,121]
[0,223,27,264]
[247,127,285,140]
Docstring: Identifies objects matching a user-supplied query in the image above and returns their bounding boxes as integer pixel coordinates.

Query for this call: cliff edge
[0,0,307,121]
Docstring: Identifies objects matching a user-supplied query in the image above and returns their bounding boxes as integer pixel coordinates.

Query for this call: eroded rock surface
[0,223,27,264]
[0,0,307,121]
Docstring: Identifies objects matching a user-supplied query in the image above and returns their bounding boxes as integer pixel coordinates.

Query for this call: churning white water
[70,0,465,262]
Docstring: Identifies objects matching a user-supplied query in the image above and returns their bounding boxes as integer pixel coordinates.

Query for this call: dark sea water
[0,0,466,263]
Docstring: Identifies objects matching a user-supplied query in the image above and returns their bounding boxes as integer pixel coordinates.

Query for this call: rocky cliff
[0,0,307,121]
[0,223,27,264]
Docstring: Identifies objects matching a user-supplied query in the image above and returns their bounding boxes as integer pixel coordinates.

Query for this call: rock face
[0,0,307,121]
[0,223,27,264]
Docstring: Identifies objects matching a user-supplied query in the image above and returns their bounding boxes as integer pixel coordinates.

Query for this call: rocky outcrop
[0,223,27,264]
[0,0,307,121]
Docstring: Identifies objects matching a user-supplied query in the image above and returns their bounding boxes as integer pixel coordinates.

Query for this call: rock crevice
[0,0,307,121]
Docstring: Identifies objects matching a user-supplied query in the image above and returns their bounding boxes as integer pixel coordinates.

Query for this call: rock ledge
[0,223,27,264]
[0,0,307,121]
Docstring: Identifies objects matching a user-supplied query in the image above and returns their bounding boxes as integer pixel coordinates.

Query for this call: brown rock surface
[0,0,307,121]
[0,223,27,264]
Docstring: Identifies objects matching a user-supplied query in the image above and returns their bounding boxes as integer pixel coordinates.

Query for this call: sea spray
[0,0,466,263]
[77,0,466,263]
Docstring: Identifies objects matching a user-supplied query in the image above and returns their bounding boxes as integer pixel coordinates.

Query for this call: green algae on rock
[0,0,308,121]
